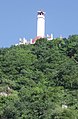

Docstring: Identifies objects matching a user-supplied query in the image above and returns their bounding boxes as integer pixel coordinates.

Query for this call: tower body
[37,11,45,37]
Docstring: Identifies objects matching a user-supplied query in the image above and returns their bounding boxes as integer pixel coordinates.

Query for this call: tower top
[37,10,45,15]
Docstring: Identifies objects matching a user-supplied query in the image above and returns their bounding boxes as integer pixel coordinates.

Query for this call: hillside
[0,35,78,119]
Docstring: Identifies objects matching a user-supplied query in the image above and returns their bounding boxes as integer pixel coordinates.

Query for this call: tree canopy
[0,35,78,119]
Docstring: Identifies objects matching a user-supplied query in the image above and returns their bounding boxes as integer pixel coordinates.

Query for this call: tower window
[38,11,44,15]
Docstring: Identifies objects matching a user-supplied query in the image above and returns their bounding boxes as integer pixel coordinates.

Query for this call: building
[16,10,54,45]
[37,10,45,37]
[32,10,46,44]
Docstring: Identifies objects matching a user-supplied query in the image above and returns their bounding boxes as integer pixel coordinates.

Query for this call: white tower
[37,10,45,37]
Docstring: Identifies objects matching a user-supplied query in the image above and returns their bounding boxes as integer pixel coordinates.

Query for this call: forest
[0,35,78,119]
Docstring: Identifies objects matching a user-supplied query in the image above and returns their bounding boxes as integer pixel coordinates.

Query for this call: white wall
[37,14,45,37]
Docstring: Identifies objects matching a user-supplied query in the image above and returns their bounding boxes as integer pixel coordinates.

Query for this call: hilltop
[0,35,78,119]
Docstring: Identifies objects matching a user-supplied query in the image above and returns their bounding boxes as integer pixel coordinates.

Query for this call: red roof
[32,36,42,44]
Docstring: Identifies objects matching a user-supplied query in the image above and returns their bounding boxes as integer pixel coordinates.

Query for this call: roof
[32,36,42,44]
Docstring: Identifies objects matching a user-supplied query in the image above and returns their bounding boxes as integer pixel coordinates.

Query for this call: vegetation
[0,35,78,119]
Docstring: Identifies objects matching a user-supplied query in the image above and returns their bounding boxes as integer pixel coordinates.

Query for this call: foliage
[0,35,78,119]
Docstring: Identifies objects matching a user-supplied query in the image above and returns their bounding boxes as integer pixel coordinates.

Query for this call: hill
[0,35,78,119]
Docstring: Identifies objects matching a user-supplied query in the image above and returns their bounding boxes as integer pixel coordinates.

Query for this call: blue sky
[0,0,78,47]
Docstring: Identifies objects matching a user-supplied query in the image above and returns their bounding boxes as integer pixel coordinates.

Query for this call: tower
[37,10,45,37]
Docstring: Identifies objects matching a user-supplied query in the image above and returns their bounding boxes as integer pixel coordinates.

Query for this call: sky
[0,0,78,47]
